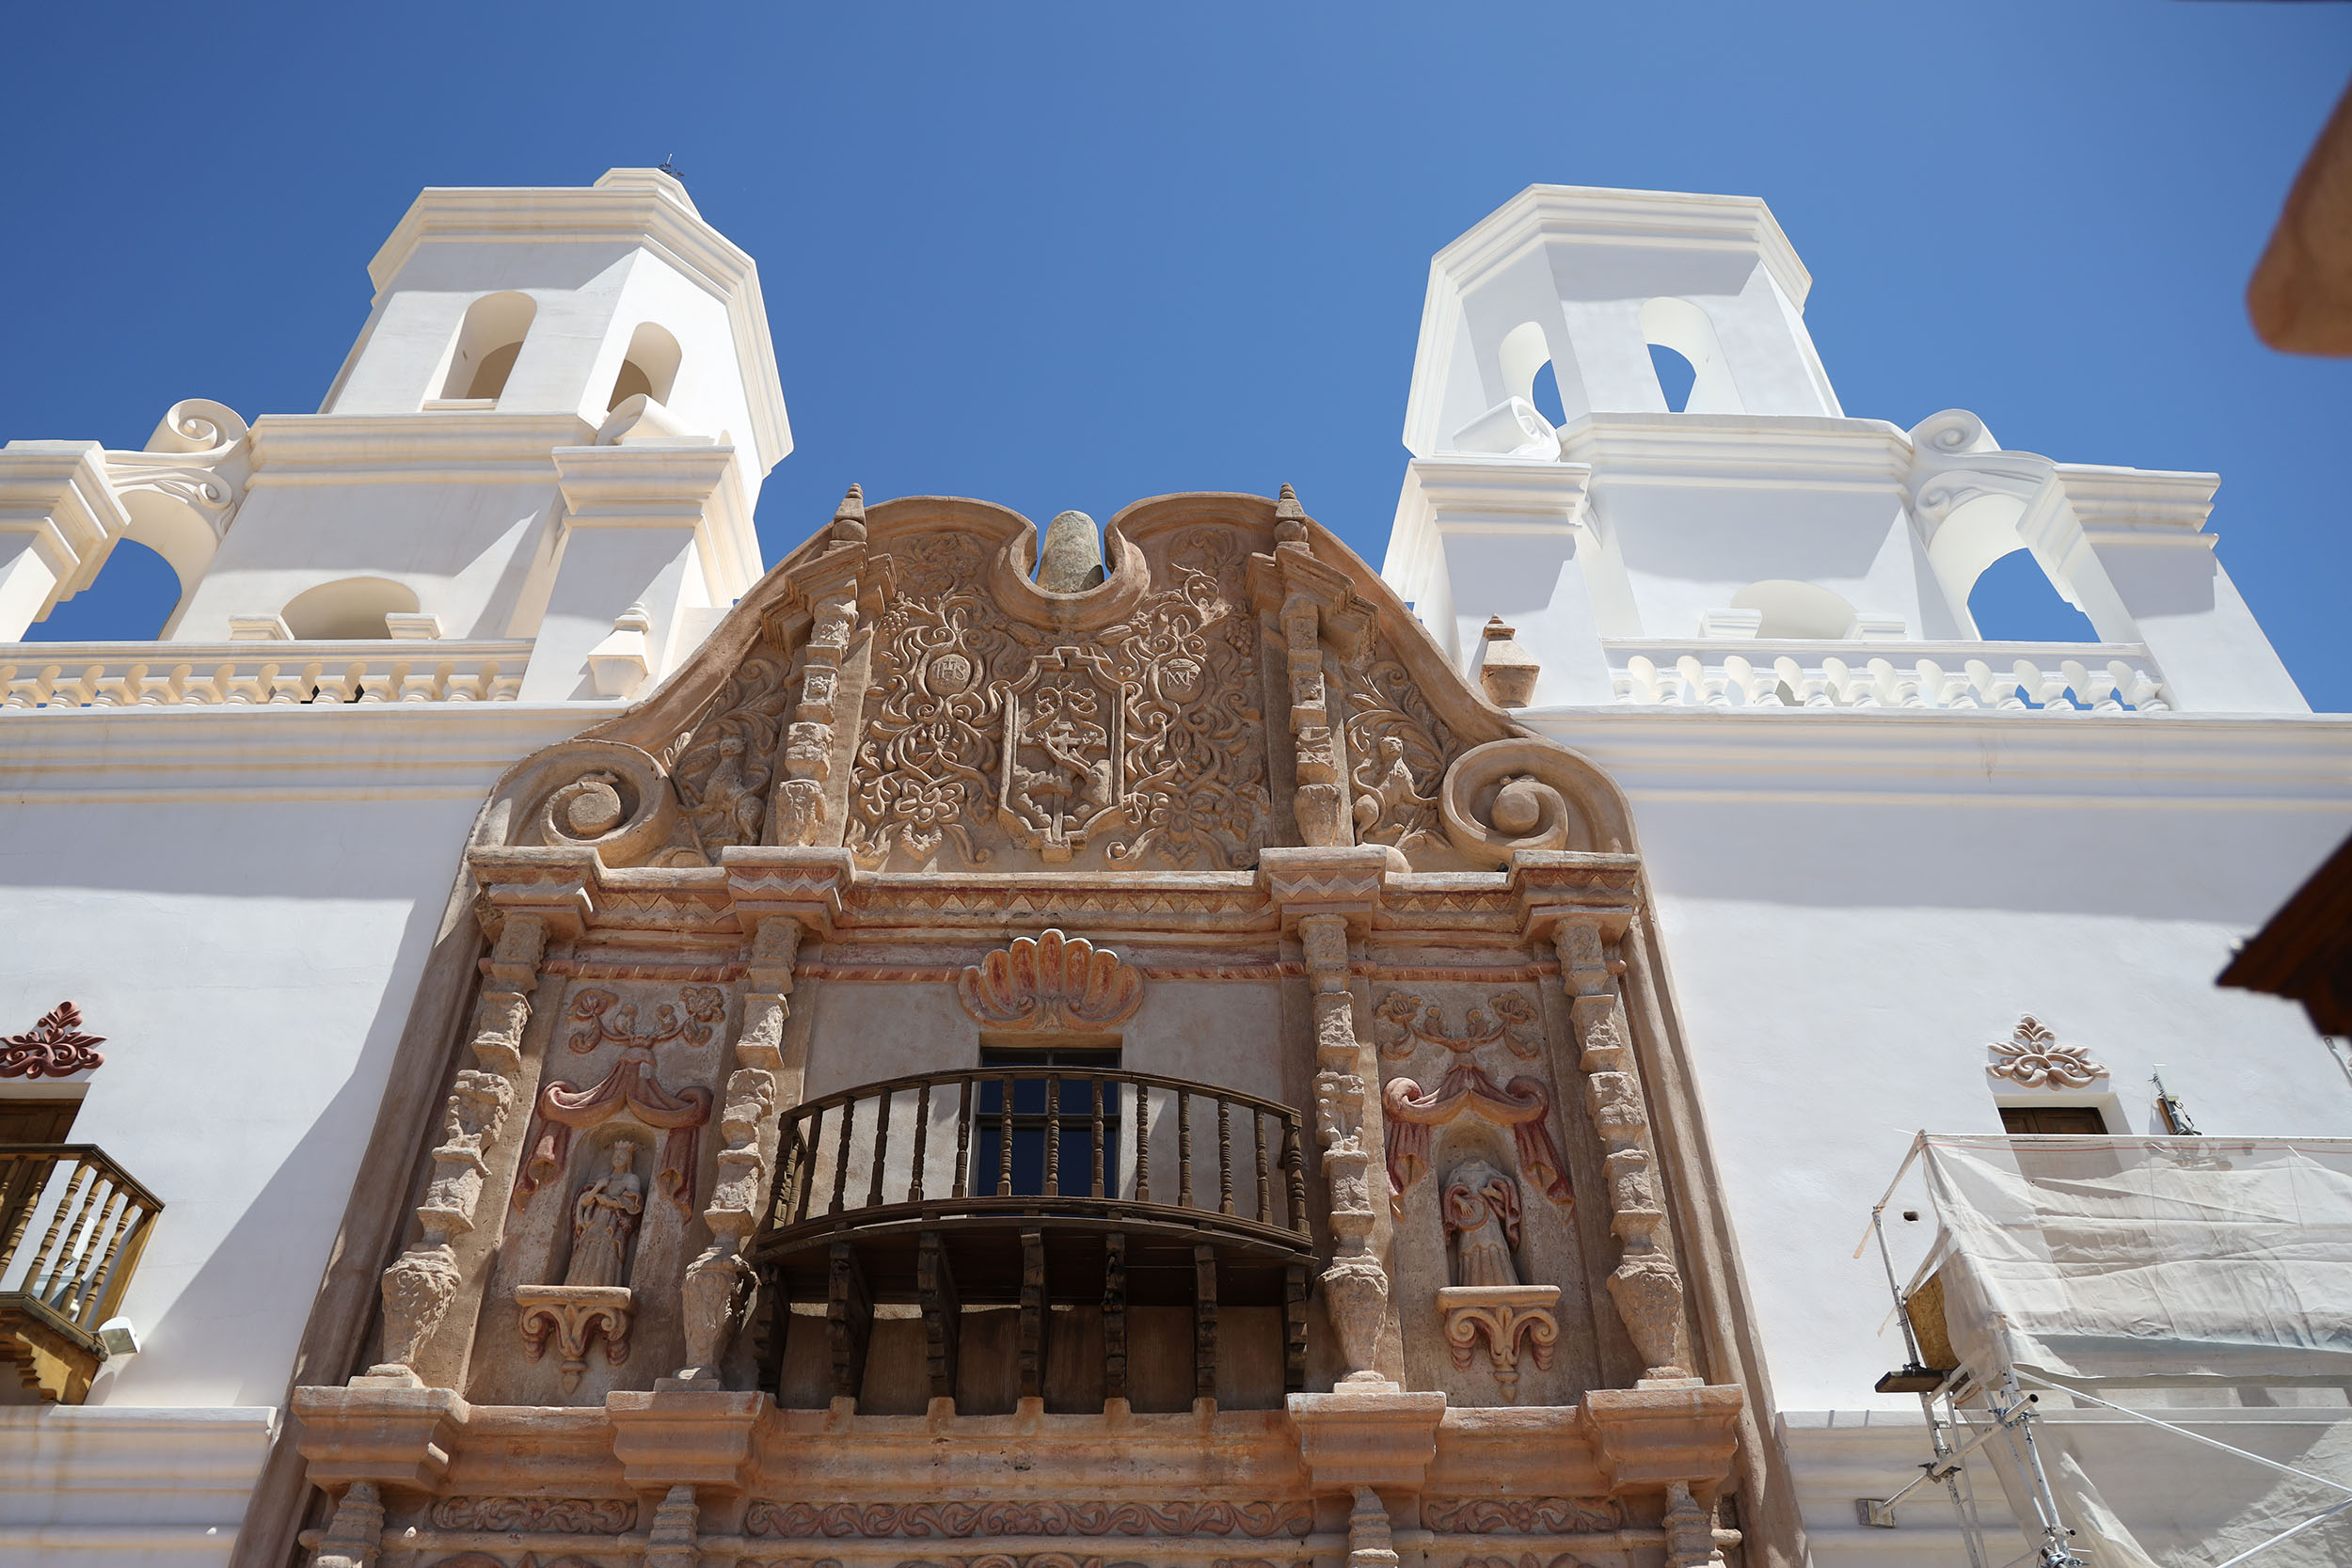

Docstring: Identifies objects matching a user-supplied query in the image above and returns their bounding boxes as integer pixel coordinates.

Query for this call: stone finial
[1477,617,1540,707]
[830,483,867,546]
[1036,510,1106,592]
[1275,483,1311,546]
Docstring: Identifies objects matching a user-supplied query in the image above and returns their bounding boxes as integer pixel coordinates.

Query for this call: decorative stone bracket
[516,1284,633,1394]
[1438,1283,1559,1402]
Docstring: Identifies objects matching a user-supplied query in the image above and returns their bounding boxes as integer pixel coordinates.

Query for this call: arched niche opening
[1638,297,1740,415]
[281,576,421,640]
[437,292,538,403]
[1648,344,1697,413]
[1730,579,1858,640]
[607,322,682,412]
[1968,547,2100,643]
[21,539,181,641]
[1928,494,2097,641]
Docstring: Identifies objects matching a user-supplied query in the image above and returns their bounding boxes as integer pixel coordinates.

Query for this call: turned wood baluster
[773,1116,803,1224]
[64,1187,125,1321]
[1254,1109,1272,1225]
[866,1087,891,1210]
[1282,1114,1308,1238]
[0,1156,45,1266]
[1046,1074,1061,1197]
[795,1110,823,1224]
[26,1161,91,1295]
[1178,1090,1194,1210]
[908,1081,932,1205]
[830,1099,856,1216]
[996,1074,1015,1197]
[1090,1078,1105,1199]
[1134,1082,1151,1203]
[1218,1099,1234,1216]
[81,1189,143,1325]
[952,1078,973,1200]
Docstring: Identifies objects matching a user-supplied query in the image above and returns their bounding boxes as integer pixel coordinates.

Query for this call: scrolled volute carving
[1438,737,1623,864]
[522,740,700,867]
[985,515,1150,633]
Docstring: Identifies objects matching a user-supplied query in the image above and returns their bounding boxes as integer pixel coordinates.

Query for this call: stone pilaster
[364,912,547,1385]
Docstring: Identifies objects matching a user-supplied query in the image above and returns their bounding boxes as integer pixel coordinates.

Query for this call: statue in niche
[1441,1160,1524,1288]
[563,1140,644,1289]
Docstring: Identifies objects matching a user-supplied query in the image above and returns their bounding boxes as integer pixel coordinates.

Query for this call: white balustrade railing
[0,641,532,709]
[1608,641,2169,714]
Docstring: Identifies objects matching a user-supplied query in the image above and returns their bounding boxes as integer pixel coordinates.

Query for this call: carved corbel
[516,1283,633,1393]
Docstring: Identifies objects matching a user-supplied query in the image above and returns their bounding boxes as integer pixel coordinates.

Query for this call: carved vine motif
[1099,528,1269,870]
[851,531,1021,865]
[427,1496,637,1532]
[958,929,1144,1030]
[428,1555,609,1568]
[1,1001,103,1078]
[1459,1555,1608,1568]
[1374,991,1540,1060]
[849,524,1268,872]
[672,634,800,851]
[1987,1014,2108,1089]
[512,988,722,1218]
[1341,628,1455,852]
[746,1500,1313,1539]
[732,1558,1279,1568]
[1424,1498,1622,1535]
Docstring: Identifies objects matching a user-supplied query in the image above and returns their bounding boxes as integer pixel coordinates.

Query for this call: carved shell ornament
[959,929,1144,1030]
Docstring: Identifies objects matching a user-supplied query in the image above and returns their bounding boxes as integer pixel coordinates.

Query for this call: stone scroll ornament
[1,1002,103,1078]
[1375,994,1572,1209]
[1988,1014,2107,1088]
[511,987,720,1220]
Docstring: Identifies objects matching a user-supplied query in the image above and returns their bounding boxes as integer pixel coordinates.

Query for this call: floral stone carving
[1988,1014,2107,1088]
[746,1500,1313,1539]
[958,928,1143,1030]
[428,1496,637,1531]
[999,646,1127,860]
[1422,1497,1621,1534]
[2,1001,104,1079]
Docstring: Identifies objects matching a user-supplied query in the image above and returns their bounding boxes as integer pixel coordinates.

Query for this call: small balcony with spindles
[0,1145,162,1403]
[749,1067,1315,1415]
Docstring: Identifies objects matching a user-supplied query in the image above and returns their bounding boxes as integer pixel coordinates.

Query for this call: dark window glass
[972,1045,1120,1198]
[2001,1104,2108,1136]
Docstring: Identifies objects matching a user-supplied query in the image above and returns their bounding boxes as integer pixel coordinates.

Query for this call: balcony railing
[0,1144,162,1402]
[0,640,532,708]
[1607,640,2169,712]
[751,1068,1314,1409]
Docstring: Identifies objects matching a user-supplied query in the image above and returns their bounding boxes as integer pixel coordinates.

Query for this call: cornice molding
[247,413,596,483]
[1557,414,1913,491]
[1432,184,1815,309]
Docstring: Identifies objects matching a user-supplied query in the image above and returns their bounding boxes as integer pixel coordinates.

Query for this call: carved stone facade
[283,491,1750,1568]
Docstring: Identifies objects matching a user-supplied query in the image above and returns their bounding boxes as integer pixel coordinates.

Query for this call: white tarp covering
[1921,1135,2352,1383]
[1909,1136,2352,1567]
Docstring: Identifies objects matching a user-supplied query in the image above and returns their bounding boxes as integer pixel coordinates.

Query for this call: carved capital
[1438,1284,1560,1403]
[516,1284,634,1395]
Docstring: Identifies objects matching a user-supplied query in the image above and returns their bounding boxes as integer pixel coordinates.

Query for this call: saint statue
[564,1140,644,1289]
[1441,1159,1524,1288]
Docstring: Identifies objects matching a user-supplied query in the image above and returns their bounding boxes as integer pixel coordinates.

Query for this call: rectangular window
[2001,1105,2109,1136]
[971,1044,1121,1198]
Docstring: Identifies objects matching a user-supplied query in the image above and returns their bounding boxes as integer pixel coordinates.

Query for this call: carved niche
[513,987,722,1219]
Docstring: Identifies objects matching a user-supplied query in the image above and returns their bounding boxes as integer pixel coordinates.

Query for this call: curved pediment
[478,487,1630,873]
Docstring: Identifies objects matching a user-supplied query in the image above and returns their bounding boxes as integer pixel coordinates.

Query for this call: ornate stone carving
[377,1243,462,1372]
[1459,1555,1607,1568]
[562,1142,644,1287]
[512,987,721,1219]
[515,1283,632,1394]
[1,1001,103,1079]
[1438,1285,1561,1403]
[1438,738,1603,865]
[1423,1497,1621,1534]
[1290,909,1394,1386]
[1374,991,1539,1061]
[428,1496,637,1531]
[1553,922,1692,1385]
[1987,1014,2107,1088]
[957,928,1144,1030]
[744,1500,1313,1538]
[311,1480,384,1568]
[1661,1481,1722,1567]
[1342,633,1454,855]
[1442,1160,1523,1287]
[999,646,1126,860]
[1382,1062,1573,1212]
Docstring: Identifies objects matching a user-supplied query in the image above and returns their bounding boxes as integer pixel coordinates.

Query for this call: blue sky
[6,3,2348,705]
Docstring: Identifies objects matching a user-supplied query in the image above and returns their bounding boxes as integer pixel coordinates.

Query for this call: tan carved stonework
[1438,1284,1562,1403]
[1423,1497,1622,1533]
[428,1495,636,1531]
[745,1500,1313,1538]
[516,1283,632,1394]
[1988,1014,2108,1088]
[958,928,1144,1031]
[1378,997,1574,1213]
[511,986,721,1221]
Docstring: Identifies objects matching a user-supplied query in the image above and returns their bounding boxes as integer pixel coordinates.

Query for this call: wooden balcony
[0,1144,161,1402]
[750,1068,1316,1408]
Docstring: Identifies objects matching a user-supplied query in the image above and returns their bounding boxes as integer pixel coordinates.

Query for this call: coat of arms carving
[998,646,1127,861]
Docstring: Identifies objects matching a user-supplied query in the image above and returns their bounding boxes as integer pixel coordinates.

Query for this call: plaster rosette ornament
[958,928,1144,1031]
[1988,1014,2108,1089]
[1,1001,103,1078]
